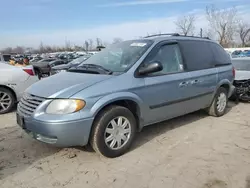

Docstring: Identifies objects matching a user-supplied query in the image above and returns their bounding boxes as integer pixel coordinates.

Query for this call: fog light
[36,134,57,144]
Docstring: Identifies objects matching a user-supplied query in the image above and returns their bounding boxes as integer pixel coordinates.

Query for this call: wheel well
[0,85,17,102]
[95,100,141,130]
[220,84,230,93]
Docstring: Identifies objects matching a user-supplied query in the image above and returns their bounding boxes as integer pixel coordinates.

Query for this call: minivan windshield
[232,59,250,71]
[78,40,153,72]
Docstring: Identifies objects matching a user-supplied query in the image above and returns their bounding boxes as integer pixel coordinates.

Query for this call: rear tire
[208,87,228,117]
[0,88,15,114]
[90,105,137,158]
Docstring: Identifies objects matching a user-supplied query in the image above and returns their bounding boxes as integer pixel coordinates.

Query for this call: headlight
[46,99,85,114]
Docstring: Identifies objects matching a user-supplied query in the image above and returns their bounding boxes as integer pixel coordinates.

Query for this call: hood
[26,72,113,98]
[235,70,250,80]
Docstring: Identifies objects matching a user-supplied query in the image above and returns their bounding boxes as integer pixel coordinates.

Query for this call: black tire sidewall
[213,87,228,117]
[0,88,15,114]
[93,106,137,158]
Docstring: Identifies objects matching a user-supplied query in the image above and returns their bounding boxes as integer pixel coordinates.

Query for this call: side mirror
[138,61,163,75]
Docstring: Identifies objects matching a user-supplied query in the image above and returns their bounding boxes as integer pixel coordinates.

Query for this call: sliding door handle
[191,79,199,85]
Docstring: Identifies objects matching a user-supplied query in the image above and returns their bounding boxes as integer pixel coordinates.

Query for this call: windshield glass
[70,55,90,65]
[232,59,250,71]
[78,40,153,72]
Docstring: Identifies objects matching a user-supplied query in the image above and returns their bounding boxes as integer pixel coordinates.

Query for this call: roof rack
[144,33,210,40]
[144,33,180,38]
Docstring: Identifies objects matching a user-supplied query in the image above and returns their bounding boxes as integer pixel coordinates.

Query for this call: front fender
[90,92,147,127]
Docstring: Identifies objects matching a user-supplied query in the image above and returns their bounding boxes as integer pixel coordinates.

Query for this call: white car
[231,58,250,101]
[0,62,39,114]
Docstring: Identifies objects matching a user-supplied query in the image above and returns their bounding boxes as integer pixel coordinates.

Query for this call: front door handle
[179,81,188,87]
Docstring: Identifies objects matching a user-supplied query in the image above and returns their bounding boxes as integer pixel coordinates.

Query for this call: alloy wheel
[104,116,131,150]
[0,91,12,113]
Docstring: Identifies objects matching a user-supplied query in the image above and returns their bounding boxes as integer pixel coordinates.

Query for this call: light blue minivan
[17,34,235,157]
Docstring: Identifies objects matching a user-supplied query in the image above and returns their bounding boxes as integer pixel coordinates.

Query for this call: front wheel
[0,88,15,114]
[208,87,228,117]
[90,106,137,158]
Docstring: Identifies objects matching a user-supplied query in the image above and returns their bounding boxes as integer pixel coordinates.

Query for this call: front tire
[90,105,137,158]
[208,87,228,117]
[0,88,15,114]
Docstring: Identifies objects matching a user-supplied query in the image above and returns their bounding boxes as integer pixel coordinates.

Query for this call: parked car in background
[30,57,42,63]
[16,34,234,158]
[240,50,250,57]
[0,63,39,114]
[31,58,56,78]
[50,55,91,75]
[231,58,250,102]
[49,59,69,68]
[0,54,11,63]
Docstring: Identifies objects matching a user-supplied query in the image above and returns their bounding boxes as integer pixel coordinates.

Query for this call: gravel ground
[1,102,250,188]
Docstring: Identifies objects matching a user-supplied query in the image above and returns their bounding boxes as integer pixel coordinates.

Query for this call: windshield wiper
[79,64,113,74]
[68,64,113,75]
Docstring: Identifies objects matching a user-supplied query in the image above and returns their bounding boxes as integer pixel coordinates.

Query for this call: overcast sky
[0,0,249,48]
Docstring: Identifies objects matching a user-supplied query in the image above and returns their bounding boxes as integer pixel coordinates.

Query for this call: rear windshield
[232,59,250,71]
[3,55,11,61]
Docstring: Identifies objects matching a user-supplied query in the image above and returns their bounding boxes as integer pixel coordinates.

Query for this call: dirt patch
[0,103,250,188]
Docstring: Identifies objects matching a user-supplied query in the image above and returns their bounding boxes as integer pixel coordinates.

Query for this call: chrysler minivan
[16,34,235,158]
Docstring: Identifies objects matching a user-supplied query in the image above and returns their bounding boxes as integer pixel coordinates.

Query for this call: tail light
[23,68,35,76]
[232,67,235,78]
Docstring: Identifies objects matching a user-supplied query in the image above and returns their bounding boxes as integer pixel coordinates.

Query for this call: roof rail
[144,33,210,40]
[179,35,210,40]
[144,33,180,38]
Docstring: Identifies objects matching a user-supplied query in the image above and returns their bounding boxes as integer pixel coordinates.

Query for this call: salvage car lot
[1,102,250,188]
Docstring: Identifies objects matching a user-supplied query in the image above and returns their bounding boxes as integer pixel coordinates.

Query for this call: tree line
[0,37,123,54]
[175,5,250,48]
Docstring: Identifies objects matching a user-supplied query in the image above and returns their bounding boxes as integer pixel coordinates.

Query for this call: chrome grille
[18,93,45,117]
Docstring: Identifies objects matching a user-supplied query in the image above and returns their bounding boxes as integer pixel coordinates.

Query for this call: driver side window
[147,44,184,75]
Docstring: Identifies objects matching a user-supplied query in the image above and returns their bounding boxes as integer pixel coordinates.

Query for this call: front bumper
[16,112,94,147]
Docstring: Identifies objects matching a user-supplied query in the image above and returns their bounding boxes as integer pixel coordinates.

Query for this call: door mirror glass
[138,61,163,75]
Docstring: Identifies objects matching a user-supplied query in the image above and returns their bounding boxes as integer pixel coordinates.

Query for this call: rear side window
[209,43,231,66]
[178,40,214,71]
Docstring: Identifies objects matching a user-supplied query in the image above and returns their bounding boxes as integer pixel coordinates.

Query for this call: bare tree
[12,46,25,54]
[96,38,102,46]
[88,39,93,50]
[85,40,89,52]
[1,47,13,54]
[206,5,238,47]
[65,39,71,51]
[175,14,196,36]
[238,21,250,47]
[112,38,123,44]
[39,42,44,53]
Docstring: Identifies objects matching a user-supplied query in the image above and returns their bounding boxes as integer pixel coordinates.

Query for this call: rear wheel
[0,88,15,114]
[90,105,137,158]
[208,87,228,117]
